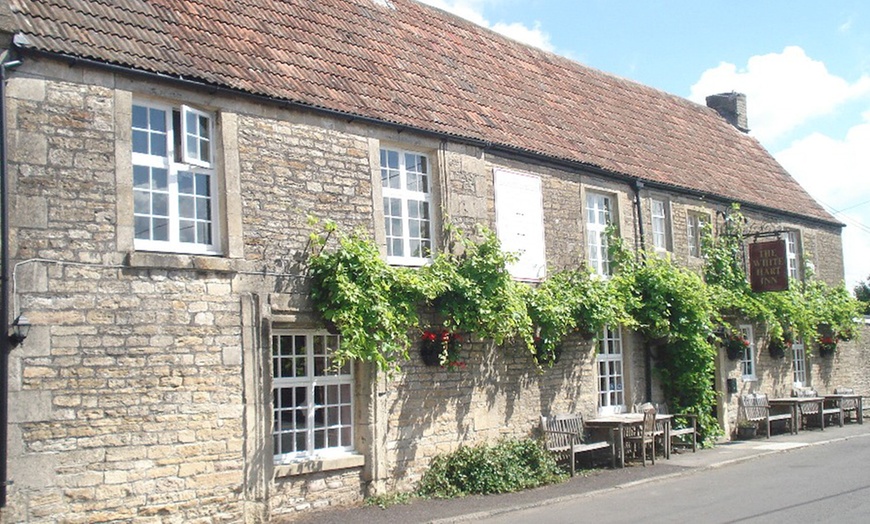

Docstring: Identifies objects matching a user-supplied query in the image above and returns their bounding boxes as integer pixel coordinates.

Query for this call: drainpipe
[1,52,22,508]
[631,180,653,402]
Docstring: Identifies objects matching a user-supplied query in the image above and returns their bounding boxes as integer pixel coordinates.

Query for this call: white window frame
[740,324,756,381]
[132,100,221,255]
[586,192,614,276]
[181,104,214,168]
[597,327,625,414]
[687,212,707,258]
[380,147,434,266]
[272,331,354,464]
[792,338,806,387]
[650,199,671,251]
[785,231,800,281]
[494,169,546,281]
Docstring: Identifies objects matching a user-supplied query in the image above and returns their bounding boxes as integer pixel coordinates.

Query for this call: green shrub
[417,438,565,498]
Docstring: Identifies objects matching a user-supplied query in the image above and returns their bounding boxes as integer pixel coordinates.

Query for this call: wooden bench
[541,414,615,476]
[741,393,793,438]
[656,403,698,453]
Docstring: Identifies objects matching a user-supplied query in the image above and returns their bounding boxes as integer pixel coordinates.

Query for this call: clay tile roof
[7,0,837,224]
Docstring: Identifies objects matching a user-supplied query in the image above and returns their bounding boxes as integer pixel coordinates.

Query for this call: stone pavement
[288,421,870,524]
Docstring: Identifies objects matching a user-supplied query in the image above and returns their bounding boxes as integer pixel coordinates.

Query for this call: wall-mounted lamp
[8,315,31,347]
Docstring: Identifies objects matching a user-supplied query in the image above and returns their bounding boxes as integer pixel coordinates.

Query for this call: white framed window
[586,192,614,276]
[132,101,220,254]
[494,169,546,281]
[597,327,625,414]
[651,199,671,251]
[740,324,756,381]
[687,212,707,258]
[380,148,434,266]
[792,338,806,387]
[785,231,800,281]
[272,332,354,464]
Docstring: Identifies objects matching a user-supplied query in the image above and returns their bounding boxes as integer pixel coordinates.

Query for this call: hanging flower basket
[420,329,466,370]
[768,331,791,359]
[768,340,786,359]
[723,332,749,361]
[817,335,837,357]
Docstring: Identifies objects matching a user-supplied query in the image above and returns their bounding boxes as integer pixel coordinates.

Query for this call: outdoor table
[824,394,863,424]
[586,413,672,467]
[769,397,825,431]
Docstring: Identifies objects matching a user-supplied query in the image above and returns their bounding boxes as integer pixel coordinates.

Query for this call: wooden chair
[834,387,861,423]
[793,387,841,428]
[657,403,698,453]
[540,414,614,476]
[624,405,657,466]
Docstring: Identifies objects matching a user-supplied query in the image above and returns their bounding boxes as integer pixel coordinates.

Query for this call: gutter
[0,50,22,508]
[19,46,844,231]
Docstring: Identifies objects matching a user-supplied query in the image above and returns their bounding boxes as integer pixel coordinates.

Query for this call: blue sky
[419,0,870,290]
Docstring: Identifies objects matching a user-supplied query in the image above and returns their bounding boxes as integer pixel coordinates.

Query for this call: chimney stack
[705,92,749,133]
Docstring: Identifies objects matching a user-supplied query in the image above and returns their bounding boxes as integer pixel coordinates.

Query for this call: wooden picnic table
[769,397,825,431]
[586,413,673,468]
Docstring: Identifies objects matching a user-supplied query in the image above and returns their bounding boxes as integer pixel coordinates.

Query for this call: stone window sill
[274,453,365,478]
[126,251,239,274]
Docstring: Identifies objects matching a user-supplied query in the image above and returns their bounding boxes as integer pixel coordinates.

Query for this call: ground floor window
[272,332,353,463]
[792,339,806,387]
[597,327,625,414]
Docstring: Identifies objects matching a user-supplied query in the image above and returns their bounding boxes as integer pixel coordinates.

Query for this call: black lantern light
[8,315,31,347]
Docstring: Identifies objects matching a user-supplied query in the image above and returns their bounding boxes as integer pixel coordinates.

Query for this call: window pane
[133,165,150,190]
[150,108,166,132]
[132,105,148,129]
[151,132,167,158]
[196,198,211,221]
[152,168,168,190]
[178,171,193,194]
[179,220,195,243]
[134,216,151,240]
[152,218,169,241]
[152,193,169,216]
[195,173,211,197]
[132,131,149,154]
[179,195,194,219]
[133,191,150,215]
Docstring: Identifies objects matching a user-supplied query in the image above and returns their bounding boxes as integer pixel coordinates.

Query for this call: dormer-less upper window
[132,101,220,254]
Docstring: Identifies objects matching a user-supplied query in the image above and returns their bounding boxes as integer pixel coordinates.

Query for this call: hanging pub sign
[748,239,788,292]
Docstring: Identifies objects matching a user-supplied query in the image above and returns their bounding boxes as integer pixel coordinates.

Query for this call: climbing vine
[307,208,862,441]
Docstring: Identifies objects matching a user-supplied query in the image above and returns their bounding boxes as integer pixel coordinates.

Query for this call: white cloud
[492,21,555,52]
[691,46,870,289]
[417,0,554,51]
[689,46,870,143]
[775,120,870,289]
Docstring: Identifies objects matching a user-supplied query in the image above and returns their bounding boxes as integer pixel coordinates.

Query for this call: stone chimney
[705,92,749,133]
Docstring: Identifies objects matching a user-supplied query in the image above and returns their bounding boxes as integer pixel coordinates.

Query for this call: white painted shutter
[494,169,546,281]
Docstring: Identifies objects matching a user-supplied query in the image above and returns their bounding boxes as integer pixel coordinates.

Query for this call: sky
[417,0,870,291]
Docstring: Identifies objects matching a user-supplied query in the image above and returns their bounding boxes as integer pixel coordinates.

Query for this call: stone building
[0,0,864,522]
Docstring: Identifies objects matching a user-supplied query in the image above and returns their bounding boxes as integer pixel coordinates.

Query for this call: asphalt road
[478,436,870,523]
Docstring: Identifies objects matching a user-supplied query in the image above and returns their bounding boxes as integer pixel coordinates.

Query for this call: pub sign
[748,239,788,292]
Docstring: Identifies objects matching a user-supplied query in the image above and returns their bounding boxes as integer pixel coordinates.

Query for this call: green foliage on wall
[307,208,863,441]
[702,205,863,353]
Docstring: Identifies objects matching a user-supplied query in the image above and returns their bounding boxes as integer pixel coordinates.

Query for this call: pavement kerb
[428,430,870,524]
